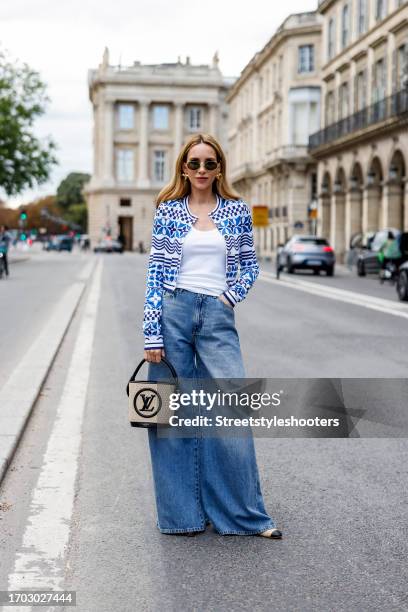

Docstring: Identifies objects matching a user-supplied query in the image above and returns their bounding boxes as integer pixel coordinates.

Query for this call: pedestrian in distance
[142,133,282,539]
[0,224,13,277]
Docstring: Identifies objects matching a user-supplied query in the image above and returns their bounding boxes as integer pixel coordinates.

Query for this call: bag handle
[126,357,178,397]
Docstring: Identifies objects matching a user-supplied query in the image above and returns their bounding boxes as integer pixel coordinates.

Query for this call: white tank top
[176,226,228,296]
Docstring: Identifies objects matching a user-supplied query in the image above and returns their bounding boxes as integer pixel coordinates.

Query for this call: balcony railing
[309,89,408,150]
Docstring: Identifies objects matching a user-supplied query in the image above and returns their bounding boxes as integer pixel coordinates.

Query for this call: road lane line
[6,258,103,607]
[259,271,408,320]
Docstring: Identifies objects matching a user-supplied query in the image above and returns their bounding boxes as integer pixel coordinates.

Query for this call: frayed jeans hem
[158,526,206,534]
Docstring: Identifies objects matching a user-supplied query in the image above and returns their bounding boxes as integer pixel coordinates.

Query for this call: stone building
[227,12,323,257]
[309,0,408,262]
[86,49,232,250]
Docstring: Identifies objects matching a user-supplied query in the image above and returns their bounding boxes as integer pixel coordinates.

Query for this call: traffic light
[20,209,27,221]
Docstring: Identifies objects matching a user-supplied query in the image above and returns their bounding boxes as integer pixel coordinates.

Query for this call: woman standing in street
[143,133,282,539]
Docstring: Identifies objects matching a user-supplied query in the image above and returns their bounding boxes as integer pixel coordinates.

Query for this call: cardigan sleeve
[221,201,260,307]
[142,205,166,350]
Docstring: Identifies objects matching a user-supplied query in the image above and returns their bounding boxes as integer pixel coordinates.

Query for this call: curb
[0,262,96,486]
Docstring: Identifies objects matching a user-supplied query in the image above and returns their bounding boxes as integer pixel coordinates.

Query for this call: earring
[182,173,188,179]
[217,173,222,180]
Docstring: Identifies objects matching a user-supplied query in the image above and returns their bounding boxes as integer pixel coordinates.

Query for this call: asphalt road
[0,248,407,612]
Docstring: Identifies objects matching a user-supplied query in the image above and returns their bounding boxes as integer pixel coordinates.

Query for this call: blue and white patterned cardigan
[143,193,260,350]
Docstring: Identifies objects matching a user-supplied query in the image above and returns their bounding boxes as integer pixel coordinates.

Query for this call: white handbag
[126,357,179,428]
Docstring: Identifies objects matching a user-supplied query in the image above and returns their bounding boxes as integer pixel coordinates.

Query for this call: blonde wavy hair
[155,133,241,207]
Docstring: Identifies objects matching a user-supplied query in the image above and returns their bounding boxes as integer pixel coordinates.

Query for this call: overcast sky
[0,0,317,207]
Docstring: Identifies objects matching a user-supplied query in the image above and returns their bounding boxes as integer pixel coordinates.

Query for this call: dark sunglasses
[186,159,219,171]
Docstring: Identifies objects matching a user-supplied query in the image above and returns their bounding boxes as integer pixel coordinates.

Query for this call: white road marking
[259,271,408,320]
[5,258,103,610]
[76,258,94,282]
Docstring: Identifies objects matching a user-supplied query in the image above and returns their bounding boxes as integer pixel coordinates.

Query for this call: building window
[357,0,367,35]
[119,198,131,207]
[311,173,318,200]
[118,104,134,130]
[116,149,134,182]
[342,4,350,48]
[356,70,367,111]
[374,58,386,102]
[153,105,169,130]
[375,0,386,20]
[298,45,315,73]
[326,91,335,125]
[278,56,283,87]
[188,107,202,130]
[398,44,408,88]
[153,150,166,182]
[292,102,309,144]
[328,18,336,60]
[339,83,349,119]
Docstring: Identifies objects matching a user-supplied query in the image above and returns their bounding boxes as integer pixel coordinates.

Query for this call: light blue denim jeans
[147,287,276,535]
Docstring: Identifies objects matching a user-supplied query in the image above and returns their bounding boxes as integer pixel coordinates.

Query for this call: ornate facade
[227,12,323,257]
[309,0,408,262]
[86,50,232,250]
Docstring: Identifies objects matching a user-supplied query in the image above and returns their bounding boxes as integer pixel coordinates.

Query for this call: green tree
[0,49,58,196]
[56,172,90,210]
[63,202,88,230]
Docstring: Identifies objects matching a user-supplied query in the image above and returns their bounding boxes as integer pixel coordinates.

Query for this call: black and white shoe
[257,528,282,539]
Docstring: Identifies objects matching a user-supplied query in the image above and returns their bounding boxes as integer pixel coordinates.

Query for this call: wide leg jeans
[147,288,276,535]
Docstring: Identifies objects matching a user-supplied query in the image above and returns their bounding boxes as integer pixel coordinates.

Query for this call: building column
[382,182,404,229]
[331,192,346,262]
[319,193,331,239]
[209,103,218,136]
[345,189,363,248]
[252,76,260,165]
[103,100,114,184]
[362,186,381,233]
[137,100,150,189]
[174,102,184,158]
[93,102,100,178]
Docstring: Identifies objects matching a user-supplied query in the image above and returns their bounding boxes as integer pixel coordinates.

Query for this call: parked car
[93,239,123,253]
[396,262,408,301]
[277,235,335,276]
[44,235,73,252]
[355,228,400,276]
[393,233,408,301]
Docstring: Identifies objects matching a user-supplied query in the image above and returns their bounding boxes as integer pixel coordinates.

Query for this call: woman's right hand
[144,348,166,363]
